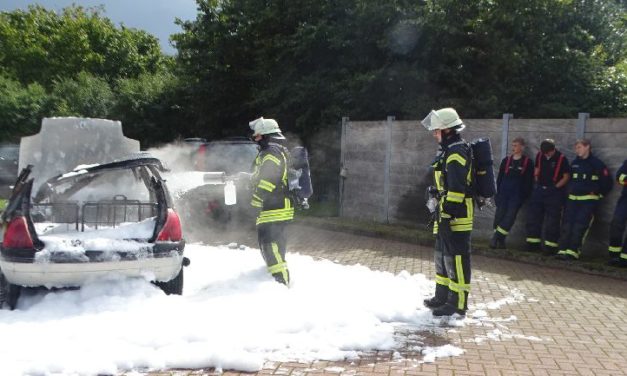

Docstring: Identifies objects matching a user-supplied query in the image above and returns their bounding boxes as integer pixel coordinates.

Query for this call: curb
[295,216,627,281]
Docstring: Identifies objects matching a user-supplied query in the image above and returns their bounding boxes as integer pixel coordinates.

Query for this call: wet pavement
[147,223,627,376]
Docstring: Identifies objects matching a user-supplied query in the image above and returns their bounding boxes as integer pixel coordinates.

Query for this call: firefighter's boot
[490,232,506,249]
[432,303,466,318]
[423,283,448,310]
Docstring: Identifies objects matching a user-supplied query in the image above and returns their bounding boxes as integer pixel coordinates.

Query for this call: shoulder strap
[534,152,542,180]
[553,153,565,182]
[504,156,513,175]
[521,156,529,175]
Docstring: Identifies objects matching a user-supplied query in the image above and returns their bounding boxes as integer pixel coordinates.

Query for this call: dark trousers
[433,221,471,311]
[557,199,597,258]
[609,195,627,259]
[257,222,290,285]
[526,187,564,251]
[493,196,523,235]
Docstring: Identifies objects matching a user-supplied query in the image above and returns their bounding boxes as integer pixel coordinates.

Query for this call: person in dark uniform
[556,139,612,260]
[525,139,570,253]
[490,137,534,249]
[249,117,294,285]
[608,159,627,267]
[421,108,473,318]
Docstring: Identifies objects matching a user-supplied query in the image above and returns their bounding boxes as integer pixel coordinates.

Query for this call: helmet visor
[421,110,443,131]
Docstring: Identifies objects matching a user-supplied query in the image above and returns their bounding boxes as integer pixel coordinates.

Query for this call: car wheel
[0,270,21,310]
[155,266,183,295]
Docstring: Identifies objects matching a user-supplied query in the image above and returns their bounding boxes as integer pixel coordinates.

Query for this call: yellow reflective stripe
[262,154,281,166]
[496,226,508,235]
[271,242,283,263]
[573,173,578,178]
[435,274,450,286]
[451,224,472,232]
[258,179,276,192]
[526,238,541,243]
[544,240,559,248]
[609,246,622,253]
[446,153,467,166]
[446,191,465,203]
[591,175,599,181]
[621,254,627,260]
[620,174,627,184]
[557,249,580,259]
[251,199,263,208]
[434,171,443,190]
[252,194,263,201]
[568,194,600,201]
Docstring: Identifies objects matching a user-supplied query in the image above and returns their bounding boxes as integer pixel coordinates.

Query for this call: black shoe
[489,235,498,249]
[555,252,577,261]
[423,297,446,309]
[432,303,466,317]
[607,257,621,266]
[526,243,540,252]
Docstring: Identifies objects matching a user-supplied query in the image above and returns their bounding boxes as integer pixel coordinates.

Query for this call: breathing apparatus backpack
[469,137,497,208]
[288,146,313,209]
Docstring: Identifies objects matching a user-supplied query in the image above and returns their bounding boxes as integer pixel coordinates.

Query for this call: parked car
[0,143,19,198]
[174,138,259,233]
[0,118,188,310]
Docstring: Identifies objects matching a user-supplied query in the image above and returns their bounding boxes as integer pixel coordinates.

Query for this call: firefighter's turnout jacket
[432,136,474,234]
[250,142,294,226]
[430,133,473,313]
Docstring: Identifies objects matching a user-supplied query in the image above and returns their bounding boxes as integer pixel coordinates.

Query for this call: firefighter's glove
[442,201,465,219]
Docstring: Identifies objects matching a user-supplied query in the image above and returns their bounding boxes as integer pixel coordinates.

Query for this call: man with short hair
[421,107,473,318]
[490,137,534,249]
[248,117,294,285]
[556,139,612,260]
[525,139,570,253]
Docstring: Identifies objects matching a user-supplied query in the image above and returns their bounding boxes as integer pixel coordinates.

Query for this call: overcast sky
[0,0,199,55]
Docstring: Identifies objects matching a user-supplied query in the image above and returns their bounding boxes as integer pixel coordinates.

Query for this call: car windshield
[199,142,258,174]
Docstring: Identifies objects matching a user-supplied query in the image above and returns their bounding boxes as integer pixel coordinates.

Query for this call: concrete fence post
[577,113,589,139]
[339,117,349,217]
[383,116,395,223]
[501,113,513,161]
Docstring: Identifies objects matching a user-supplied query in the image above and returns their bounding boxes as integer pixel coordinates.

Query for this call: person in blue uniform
[490,137,534,249]
[525,139,570,253]
[608,159,627,267]
[556,139,612,260]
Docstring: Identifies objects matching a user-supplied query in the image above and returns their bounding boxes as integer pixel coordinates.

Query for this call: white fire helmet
[249,117,284,138]
[421,107,465,132]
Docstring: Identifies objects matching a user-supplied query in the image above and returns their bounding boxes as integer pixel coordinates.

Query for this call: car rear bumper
[0,243,185,288]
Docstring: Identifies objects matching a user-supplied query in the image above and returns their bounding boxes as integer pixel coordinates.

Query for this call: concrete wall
[339,115,627,257]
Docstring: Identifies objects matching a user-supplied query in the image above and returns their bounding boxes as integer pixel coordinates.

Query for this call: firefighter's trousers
[557,199,597,259]
[493,196,523,236]
[609,195,627,261]
[433,220,471,312]
[257,221,290,285]
[526,187,565,252]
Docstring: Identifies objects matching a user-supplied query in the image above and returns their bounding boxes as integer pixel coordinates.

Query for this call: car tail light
[157,209,182,242]
[2,216,34,249]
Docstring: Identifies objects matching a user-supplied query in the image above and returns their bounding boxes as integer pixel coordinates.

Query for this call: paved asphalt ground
[144,222,627,376]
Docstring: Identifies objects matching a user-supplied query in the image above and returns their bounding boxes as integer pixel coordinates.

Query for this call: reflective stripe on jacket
[250,143,294,225]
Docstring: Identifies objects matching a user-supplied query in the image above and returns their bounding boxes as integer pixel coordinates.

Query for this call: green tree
[48,72,114,118]
[0,5,166,87]
[0,74,50,142]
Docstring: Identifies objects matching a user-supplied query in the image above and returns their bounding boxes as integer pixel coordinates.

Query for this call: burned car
[0,118,187,310]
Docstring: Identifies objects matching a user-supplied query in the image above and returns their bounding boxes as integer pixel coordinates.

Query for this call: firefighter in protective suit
[608,159,627,267]
[249,117,294,285]
[421,108,473,317]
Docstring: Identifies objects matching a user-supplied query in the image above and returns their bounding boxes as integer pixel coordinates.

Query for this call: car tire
[0,270,21,310]
[155,266,184,295]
